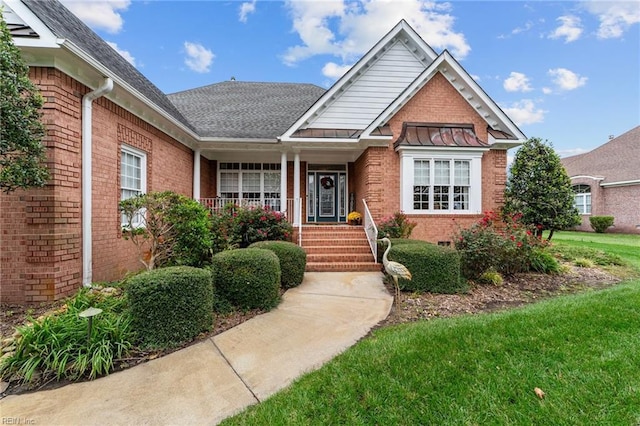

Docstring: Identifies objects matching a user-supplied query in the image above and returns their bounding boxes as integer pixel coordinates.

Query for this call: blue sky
[61,0,639,157]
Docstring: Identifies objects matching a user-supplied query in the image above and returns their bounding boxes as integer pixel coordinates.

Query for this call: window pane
[434,161,450,185]
[414,160,430,186]
[413,186,429,210]
[264,172,280,192]
[454,161,470,186]
[434,185,449,209]
[220,172,239,193]
[453,186,469,210]
[242,172,260,192]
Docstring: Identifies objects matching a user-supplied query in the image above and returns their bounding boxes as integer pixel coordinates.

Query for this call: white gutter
[82,77,113,287]
[600,179,640,188]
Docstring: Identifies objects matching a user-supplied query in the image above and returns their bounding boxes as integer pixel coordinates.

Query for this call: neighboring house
[561,126,640,234]
[0,0,525,304]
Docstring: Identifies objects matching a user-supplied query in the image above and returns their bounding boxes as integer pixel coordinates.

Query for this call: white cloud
[60,0,130,34]
[239,0,257,23]
[282,0,470,66]
[512,21,534,35]
[502,99,546,126]
[106,41,136,66]
[322,62,353,79]
[503,72,532,92]
[584,1,640,39]
[549,15,583,43]
[548,68,587,91]
[542,87,552,95]
[183,42,214,73]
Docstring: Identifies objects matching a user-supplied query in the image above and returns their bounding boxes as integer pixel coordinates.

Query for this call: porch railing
[362,198,378,262]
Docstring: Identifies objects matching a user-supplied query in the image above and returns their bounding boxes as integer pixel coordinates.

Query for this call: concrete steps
[301,225,380,272]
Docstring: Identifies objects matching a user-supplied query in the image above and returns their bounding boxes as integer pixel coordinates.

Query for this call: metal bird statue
[379,237,412,308]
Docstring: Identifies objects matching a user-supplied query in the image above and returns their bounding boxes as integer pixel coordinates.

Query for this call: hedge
[249,241,306,289]
[383,239,466,294]
[126,266,213,348]
[212,248,281,310]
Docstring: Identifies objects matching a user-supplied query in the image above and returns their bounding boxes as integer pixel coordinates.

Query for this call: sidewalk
[0,272,392,425]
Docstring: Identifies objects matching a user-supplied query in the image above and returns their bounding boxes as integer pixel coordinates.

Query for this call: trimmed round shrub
[212,248,281,310]
[126,266,213,348]
[249,241,306,289]
[589,216,614,233]
[385,239,466,294]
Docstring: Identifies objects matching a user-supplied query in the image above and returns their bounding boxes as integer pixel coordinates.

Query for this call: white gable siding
[308,41,426,129]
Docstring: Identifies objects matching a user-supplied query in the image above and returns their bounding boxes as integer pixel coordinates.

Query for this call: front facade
[1,0,525,304]
[561,126,640,234]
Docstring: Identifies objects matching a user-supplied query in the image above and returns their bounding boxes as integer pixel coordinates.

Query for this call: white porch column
[293,152,301,225]
[280,151,288,213]
[193,148,201,200]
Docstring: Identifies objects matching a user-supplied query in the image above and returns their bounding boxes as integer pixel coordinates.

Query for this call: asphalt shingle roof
[562,126,640,184]
[167,81,325,139]
[22,0,195,132]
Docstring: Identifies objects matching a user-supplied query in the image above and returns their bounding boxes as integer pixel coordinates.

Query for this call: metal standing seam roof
[167,81,326,139]
[21,0,196,133]
[394,123,490,148]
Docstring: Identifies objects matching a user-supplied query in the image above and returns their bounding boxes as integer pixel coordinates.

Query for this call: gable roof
[280,20,525,145]
[280,20,438,141]
[562,126,640,185]
[167,82,325,140]
[16,0,195,133]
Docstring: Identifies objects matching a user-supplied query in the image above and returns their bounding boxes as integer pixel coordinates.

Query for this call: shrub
[589,216,614,233]
[249,241,306,289]
[126,267,213,349]
[477,270,503,286]
[575,258,595,268]
[0,288,133,384]
[378,211,417,239]
[454,211,543,279]
[210,204,293,253]
[120,191,212,269]
[529,249,561,274]
[385,239,466,294]
[212,249,281,310]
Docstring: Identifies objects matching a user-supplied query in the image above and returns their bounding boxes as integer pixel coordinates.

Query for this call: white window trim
[120,144,147,228]
[398,147,486,215]
[573,185,592,215]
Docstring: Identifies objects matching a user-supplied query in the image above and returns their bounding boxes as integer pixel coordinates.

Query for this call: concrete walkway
[0,272,392,425]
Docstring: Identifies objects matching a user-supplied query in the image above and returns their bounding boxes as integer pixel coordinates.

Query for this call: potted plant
[348,211,362,225]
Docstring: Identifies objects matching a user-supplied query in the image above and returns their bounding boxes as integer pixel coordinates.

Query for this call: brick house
[1,0,525,304]
[561,126,640,234]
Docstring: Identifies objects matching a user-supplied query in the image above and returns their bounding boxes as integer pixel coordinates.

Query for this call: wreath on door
[320,176,335,190]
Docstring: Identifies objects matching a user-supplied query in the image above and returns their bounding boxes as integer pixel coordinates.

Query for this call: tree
[503,137,580,240]
[0,15,49,193]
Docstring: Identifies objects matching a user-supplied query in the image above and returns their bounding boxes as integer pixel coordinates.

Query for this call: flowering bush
[378,211,417,239]
[454,211,545,280]
[210,204,293,253]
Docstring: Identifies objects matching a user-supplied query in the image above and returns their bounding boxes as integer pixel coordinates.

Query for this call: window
[218,163,281,210]
[573,184,591,214]
[411,159,472,211]
[120,145,147,227]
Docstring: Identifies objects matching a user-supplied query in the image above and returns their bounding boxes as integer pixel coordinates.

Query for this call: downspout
[82,78,113,287]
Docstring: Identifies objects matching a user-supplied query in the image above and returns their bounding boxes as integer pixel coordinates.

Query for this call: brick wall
[1,67,196,304]
[1,68,83,303]
[352,71,508,243]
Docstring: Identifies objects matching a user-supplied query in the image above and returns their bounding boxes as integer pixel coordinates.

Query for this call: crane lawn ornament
[378,237,412,308]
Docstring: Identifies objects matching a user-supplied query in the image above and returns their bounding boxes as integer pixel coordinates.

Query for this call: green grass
[224,281,640,425]
[550,231,640,269]
[222,231,640,425]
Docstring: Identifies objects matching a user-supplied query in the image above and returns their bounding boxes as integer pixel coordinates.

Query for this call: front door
[316,172,338,222]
